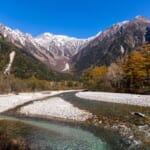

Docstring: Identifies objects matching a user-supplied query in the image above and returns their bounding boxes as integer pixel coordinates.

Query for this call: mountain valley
[0,16,150,74]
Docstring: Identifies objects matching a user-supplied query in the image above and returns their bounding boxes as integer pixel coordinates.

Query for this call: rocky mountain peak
[34,32,89,58]
[73,16,150,72]
[134,15,149,20]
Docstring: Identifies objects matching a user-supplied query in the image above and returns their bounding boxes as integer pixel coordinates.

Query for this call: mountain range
[73,16,150,72]
[0,16,150,74]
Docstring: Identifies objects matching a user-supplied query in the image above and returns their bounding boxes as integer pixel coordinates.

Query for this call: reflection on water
[0,115,111,150]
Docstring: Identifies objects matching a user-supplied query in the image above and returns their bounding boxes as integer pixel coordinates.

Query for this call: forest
[81,43,150,94]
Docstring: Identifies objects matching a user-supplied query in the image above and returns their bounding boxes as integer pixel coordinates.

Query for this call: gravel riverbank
[0,90,79,113]
[76,91,150,107]
[20,97,92,121]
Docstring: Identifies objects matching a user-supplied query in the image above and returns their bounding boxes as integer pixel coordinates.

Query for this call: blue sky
[0,0,150,38]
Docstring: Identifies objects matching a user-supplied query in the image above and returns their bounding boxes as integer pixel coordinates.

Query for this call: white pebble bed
[20,97,92,121]
[76,92,150,107]
[0,90,79,113]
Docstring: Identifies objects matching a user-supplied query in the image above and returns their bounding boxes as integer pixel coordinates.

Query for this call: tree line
[81,43,150,94]
[0,74,82,93]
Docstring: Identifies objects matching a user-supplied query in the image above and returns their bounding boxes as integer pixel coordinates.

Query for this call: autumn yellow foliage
[82,66,108,90]
[81,43,150,93]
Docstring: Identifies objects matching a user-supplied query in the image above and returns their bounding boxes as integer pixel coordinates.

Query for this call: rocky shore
[20,97,92,121]
[86,114,150,149]
[76,91,150,107]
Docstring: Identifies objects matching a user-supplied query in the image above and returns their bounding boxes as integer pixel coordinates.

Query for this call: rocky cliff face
[73,16,150,72]
[34,33,89,58]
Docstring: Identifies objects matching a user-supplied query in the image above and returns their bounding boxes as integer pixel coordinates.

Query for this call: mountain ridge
[0,16,150,73]
[0,23,94,71]
[73,16,150,72]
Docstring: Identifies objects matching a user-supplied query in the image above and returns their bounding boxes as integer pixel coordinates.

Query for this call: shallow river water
[0,115,126,150]
[0,91,149,150]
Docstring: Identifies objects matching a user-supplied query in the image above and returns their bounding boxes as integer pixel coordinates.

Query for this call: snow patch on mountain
[4,51,16,75]
[117,20,129,26]
[62,63,70,72]
[120,45,125,54]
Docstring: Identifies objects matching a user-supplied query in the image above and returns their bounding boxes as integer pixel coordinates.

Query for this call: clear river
[0,115,125,150]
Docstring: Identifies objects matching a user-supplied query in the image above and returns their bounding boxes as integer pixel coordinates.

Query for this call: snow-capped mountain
[0,24,91,71]
[0,24,34,48]
[0,24,55,69]
[34,33,89,58]
[73,16,150,72]
[0,23,94,71]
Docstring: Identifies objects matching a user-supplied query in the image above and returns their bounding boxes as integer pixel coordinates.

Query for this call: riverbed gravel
[76,92,150,107]
[20,97,92,121]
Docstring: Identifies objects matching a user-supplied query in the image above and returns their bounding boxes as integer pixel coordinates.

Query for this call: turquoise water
[0,115,111,150]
